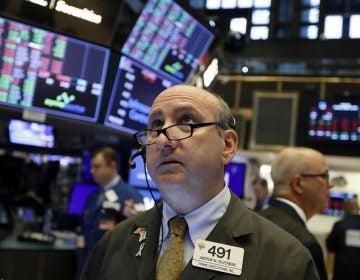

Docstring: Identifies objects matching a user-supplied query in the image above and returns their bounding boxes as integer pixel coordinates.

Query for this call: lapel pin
[134,227,147,242]
[135,242,145,257]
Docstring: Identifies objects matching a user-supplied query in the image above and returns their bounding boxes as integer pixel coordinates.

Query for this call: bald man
[81,85,319,280]
[261,147,333,280]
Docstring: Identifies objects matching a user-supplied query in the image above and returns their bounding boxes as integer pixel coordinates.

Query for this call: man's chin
[155,175,185,188]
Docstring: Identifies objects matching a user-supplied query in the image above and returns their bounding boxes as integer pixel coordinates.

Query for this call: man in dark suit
[261,147,333,280]
[326,197,360,280]
[80,85,319,279]
[76,146,144,277]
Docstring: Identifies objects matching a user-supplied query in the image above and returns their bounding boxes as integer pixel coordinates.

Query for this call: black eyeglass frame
[299,171,330,181]
[134,122,224,146]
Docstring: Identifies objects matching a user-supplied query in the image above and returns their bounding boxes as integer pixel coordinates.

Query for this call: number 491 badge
[192,239,244,276]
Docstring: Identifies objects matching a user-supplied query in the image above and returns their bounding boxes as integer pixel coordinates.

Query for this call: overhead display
[8,119,55,148]
[104,56,178,134]
[105,0,214,134]
[121,0,214,83]
[308,101,360,142]
[0,15,110,122]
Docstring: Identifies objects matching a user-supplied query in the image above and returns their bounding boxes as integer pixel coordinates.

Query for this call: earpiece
[228,115,236,129]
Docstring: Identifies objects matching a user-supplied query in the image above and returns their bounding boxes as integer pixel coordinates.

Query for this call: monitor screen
[308,101,360,143]
[322,191,355,217]
[136,187,162,210]
[0,15,110,122]
[121,0,214,83]
[67,183,99,216]
[225,162,247,198]
[128,148,156,188]
[104,56,178,134]
[8,119,55,148]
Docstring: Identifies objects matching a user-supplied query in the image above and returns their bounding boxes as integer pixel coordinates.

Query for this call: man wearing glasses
[261,147,333,280]
[81,85,319,279]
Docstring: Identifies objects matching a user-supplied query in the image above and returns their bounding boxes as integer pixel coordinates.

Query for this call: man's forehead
[150,87,218,116]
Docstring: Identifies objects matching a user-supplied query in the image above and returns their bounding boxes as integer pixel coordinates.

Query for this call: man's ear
[222,129,238,164]
[291,175,303,194]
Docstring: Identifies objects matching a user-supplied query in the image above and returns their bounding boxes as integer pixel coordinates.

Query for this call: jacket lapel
[126,206,163,280]
[180,195,254,279]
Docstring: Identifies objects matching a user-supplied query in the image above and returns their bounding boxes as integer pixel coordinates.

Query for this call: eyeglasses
[300,171,330,181]
[134,122,223,145]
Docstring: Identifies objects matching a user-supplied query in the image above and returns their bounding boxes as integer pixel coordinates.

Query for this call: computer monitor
[225,161,247,199]
[136,187,162,210]
[104,56,178,134]
[121,0,214,83]
[128,148,156,189]
[308,101,360,143]
[67,183,99,216]
[8,119,55,148]
[323,191,355,217]
[0,15,110,122]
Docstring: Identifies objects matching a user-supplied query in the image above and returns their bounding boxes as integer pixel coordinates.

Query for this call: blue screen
[225,162,247,198]
[67,183,99,215]
[128,149,156,188]
[8,119,55,148]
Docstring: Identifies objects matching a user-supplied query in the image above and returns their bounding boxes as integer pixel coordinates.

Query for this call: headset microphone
[129,146,146,169]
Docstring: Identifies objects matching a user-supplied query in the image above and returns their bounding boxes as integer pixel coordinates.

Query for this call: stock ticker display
[0,16,110,122]
[308,101,360,142]
[104,56,178,134]
[122,0,214,83]
[105,0,214,133]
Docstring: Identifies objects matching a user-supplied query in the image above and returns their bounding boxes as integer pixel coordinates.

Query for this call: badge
[102,201,121,211]
[105,189,118,202]
[192,239,244,276]
[345,229,360,247]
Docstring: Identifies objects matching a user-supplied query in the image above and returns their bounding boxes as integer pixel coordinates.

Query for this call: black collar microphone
[129,146,146,169]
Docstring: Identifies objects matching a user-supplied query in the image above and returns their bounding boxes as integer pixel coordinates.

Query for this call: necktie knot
[169,217,187,237]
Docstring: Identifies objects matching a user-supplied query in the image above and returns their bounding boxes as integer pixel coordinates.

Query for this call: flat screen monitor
[67,183,99,216]
[136,187,162,210]
[225,161,247,198]
[8,119,55,148]
[308,101,360,143]
[322,191,355,217]
[128,148,156,189]
[104,56,179,134]
[0,15,110,122]
[121,0,214,83]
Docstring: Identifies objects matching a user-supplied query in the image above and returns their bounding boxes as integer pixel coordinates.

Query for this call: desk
[0,233,76,280]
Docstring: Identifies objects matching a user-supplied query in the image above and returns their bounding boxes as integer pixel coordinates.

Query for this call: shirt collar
[161,186,231,246]
[102,175,120,191]
[276,197,307,224]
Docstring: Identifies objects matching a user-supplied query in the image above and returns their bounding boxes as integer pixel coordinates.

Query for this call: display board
[8,119,55,148]
[0,15,110,122]
[308,101,360,143]
[104,0,214,133]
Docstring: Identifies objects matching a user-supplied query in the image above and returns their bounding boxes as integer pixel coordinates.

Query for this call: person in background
[80,85,319,280]
[260,147,332,280]
[76,146,144,277]
[326,197,360,280]
[251,177,270,212]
